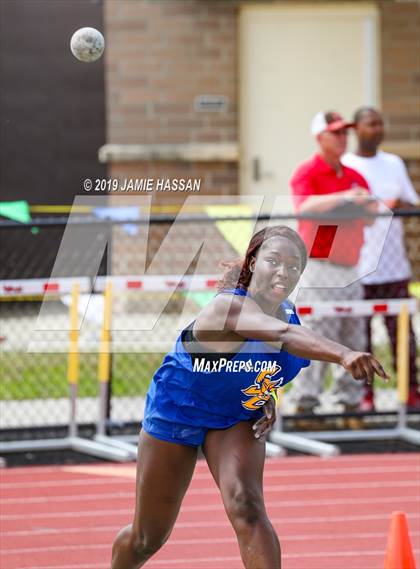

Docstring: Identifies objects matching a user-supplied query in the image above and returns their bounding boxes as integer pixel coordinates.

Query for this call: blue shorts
[142,415,256,448]
[142,415,211,447]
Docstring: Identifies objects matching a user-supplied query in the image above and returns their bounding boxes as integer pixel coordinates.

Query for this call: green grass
[0,344,404,401]
[0,352,164,400]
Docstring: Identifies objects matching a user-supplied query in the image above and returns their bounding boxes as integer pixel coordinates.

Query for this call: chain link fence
[0,209,419,436]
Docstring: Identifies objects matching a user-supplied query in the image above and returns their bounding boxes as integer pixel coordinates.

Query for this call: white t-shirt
[342,151,419,284]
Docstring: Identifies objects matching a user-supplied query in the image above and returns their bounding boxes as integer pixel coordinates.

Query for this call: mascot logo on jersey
[241,365,283,411]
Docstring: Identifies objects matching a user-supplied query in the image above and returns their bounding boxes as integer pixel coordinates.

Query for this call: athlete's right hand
[340,351,389,385]
[252,397,276,441]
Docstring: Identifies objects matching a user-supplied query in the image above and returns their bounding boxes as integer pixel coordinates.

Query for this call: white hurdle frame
[0,280,133,461]
[1,276,418,459]
[269,298,420,454]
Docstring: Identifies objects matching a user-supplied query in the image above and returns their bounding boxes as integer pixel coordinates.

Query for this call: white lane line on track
[24,547,420,569]
[5,453,418,478]
[26,548,420,569]
[3,544,420,565]
[4,531,420,555]
[2,527,419,545]
[2,479,419,505]
[28,566,102,569]
[1,513,419,533]
[3,455,418,486]
[0,496,420,535]
[146,548,420,565]
[2,464,419,489]
[73,460,419,475]
[2,494,419,528]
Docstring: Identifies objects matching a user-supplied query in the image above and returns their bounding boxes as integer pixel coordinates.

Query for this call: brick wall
[380,1,420,278]
[104,0,238,199]
[380,1,420,190]
[109,160,238,200]
[380,1,419,143]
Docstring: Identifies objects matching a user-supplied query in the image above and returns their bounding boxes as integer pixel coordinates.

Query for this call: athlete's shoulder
[281,297,295,309]
[280,299,302,324]
[209,287,251,316]
[195,288,246,331]
[218,287,248,297]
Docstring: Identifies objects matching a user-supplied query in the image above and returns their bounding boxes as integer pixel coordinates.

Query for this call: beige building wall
[239,2,380,197]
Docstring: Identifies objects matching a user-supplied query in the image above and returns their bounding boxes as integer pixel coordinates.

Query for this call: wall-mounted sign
[194,95,228,113]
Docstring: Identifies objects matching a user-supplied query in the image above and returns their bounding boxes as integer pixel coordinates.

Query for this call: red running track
[1,453,419,569]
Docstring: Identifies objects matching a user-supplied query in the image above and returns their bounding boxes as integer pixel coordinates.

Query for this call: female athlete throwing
[111,225,388,569]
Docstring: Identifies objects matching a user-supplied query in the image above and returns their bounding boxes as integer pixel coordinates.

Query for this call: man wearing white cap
[289,111,376,422]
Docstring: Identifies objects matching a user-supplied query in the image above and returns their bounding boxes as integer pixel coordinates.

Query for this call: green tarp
[0,201,31,223]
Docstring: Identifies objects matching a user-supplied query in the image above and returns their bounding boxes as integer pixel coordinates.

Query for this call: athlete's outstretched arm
[201,294,388,385]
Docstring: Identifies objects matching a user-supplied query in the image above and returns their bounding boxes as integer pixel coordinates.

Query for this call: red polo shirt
[290,154,370,266]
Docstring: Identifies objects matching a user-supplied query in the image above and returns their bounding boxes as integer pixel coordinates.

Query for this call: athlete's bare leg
[203,421,281,569]
[111,430,198,569]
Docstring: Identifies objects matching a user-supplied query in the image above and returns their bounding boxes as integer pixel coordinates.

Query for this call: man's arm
[292,164,376,222]
[291,167,345,213]
[297,188,372,214]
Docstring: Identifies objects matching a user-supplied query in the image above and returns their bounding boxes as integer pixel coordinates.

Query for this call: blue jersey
[144,288,310,430]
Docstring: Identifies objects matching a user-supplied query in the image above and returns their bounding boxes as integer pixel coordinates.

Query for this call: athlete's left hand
[252,397,276,440]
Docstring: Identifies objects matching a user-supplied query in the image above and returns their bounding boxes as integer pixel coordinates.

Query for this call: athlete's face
[249,236,303,306]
